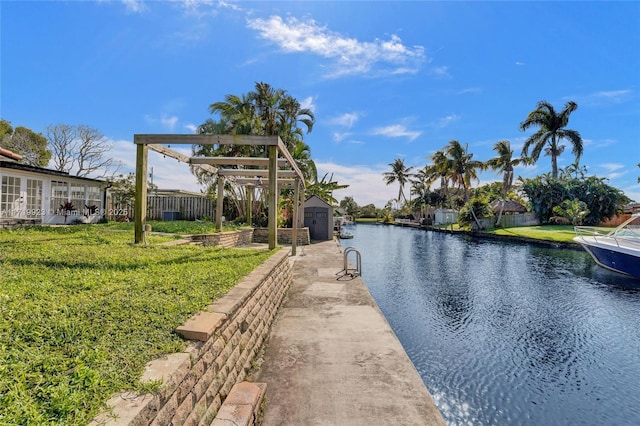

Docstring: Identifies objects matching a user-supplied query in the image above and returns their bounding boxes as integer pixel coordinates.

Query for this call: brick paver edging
[90,249,291,426]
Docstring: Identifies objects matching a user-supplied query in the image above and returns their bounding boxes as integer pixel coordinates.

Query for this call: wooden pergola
[133,134,306,252]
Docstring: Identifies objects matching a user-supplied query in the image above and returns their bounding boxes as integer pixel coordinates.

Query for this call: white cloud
[333,132,351,143]
[184,124,199,134]
[430,65,451,79]
[599,163,625,172]
[434,114,460,129]
[372,124,421,142]
[120,0,147,14]
[329,112,360,128]
[144,114,179,131]
[246,15,426,78]
[515,61,525,66]
[565,89,634,106]
[316,161,397,207]
[300,96,316,112]
[457,87,483,95]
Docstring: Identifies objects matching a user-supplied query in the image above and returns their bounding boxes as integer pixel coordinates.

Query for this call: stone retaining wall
[188,229,254,248]
[252,227,310,245]
[91,249,292,425]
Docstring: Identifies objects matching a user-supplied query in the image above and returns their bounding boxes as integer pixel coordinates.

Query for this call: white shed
[434,209,458,225]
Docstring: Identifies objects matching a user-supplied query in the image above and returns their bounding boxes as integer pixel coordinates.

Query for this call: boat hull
[575,236,640,279]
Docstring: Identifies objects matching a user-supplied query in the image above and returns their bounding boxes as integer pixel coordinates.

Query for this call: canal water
[339,223,640,425]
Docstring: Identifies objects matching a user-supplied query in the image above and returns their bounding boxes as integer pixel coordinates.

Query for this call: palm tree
[486,140,529,197]
[486,140,529,224]
[383,158,414,205]
[444,140,485,202]
[519,100,583,179]
[424,150,451,206]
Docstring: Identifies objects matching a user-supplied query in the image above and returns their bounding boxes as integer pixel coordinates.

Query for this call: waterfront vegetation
[0,225,274,425]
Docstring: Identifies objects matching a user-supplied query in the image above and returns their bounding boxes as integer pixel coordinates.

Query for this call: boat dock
[254,239,445,425]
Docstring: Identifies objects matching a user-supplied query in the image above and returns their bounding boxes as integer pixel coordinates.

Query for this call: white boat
[574,213,640,279]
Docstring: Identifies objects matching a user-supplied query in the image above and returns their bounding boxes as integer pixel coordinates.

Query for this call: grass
[482,225,614,243]
[0,224,274,425]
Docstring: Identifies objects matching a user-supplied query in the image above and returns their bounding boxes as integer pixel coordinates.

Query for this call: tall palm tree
[424,150,451,205]
[486,140,528,224]
[444,140,485,202]
[486,140,528,197]
[519,100,583,179]
[383,158,414,205]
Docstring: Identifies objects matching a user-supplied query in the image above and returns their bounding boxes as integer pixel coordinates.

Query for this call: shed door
[304,207,329,240]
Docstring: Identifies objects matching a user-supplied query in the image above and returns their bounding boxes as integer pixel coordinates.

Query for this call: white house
[1,149,106,225]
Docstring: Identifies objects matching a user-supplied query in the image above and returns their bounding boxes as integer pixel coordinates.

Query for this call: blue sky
[2,0,639,207]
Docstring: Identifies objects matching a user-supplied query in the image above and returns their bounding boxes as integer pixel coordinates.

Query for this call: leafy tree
[458,196,493,229]
[519,100,583,179]
[383,158,414,204]
[519,173,628,225]
[305,173,348,205]
[46,124,119,177]
[360,203,379,218]
[553,199,589,225]
[0,119,51,167]
[339,196,360,218]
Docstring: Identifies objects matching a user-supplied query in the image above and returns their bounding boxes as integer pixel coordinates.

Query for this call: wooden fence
[105,194,216,221]
[475,213,540,230]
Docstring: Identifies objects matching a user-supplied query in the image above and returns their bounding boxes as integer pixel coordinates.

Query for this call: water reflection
[341,224,640,425]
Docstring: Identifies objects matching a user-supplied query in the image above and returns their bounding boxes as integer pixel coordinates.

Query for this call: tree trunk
[470,205,483,230]
[495,198,505,226]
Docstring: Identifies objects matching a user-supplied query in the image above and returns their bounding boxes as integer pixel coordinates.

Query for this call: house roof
[0,161,104,184]
[0,147,23,162]
[304,195,333,208]
[490,199,527,213]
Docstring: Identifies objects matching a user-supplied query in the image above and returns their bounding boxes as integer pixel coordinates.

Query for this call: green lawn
[0,225,274,425]
[482,225,614,243]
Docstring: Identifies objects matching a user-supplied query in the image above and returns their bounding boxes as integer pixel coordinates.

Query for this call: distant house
[304,195,334,241]
[1,149,106,225]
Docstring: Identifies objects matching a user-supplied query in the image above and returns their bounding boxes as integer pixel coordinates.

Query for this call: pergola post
[246,186,253,227]
[134,143,148,244]
[291,179,300,256]
[216,175,224,232]
[268,145,278,249]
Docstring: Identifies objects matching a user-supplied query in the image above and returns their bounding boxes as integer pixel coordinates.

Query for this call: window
[316,212,328,219]
[1,176,22,218]
[304,212,313,218]
[70,184,85,210]
[26,179,43,218]
[86,185,102,216]
[51,180,69,213]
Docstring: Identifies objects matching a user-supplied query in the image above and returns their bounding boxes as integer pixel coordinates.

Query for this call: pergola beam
[149,145,218,174]
[233,178,296,187]
[135,134,280,146]
[190,157,288,167]
[218,169,297,178]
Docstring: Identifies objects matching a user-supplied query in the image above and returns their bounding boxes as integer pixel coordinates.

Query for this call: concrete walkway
[254,240,445,426]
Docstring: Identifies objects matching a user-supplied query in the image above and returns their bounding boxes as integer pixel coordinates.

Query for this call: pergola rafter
[133,134,305,253]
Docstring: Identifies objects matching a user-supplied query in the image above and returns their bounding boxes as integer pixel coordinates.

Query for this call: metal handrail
[337,246,361,278]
